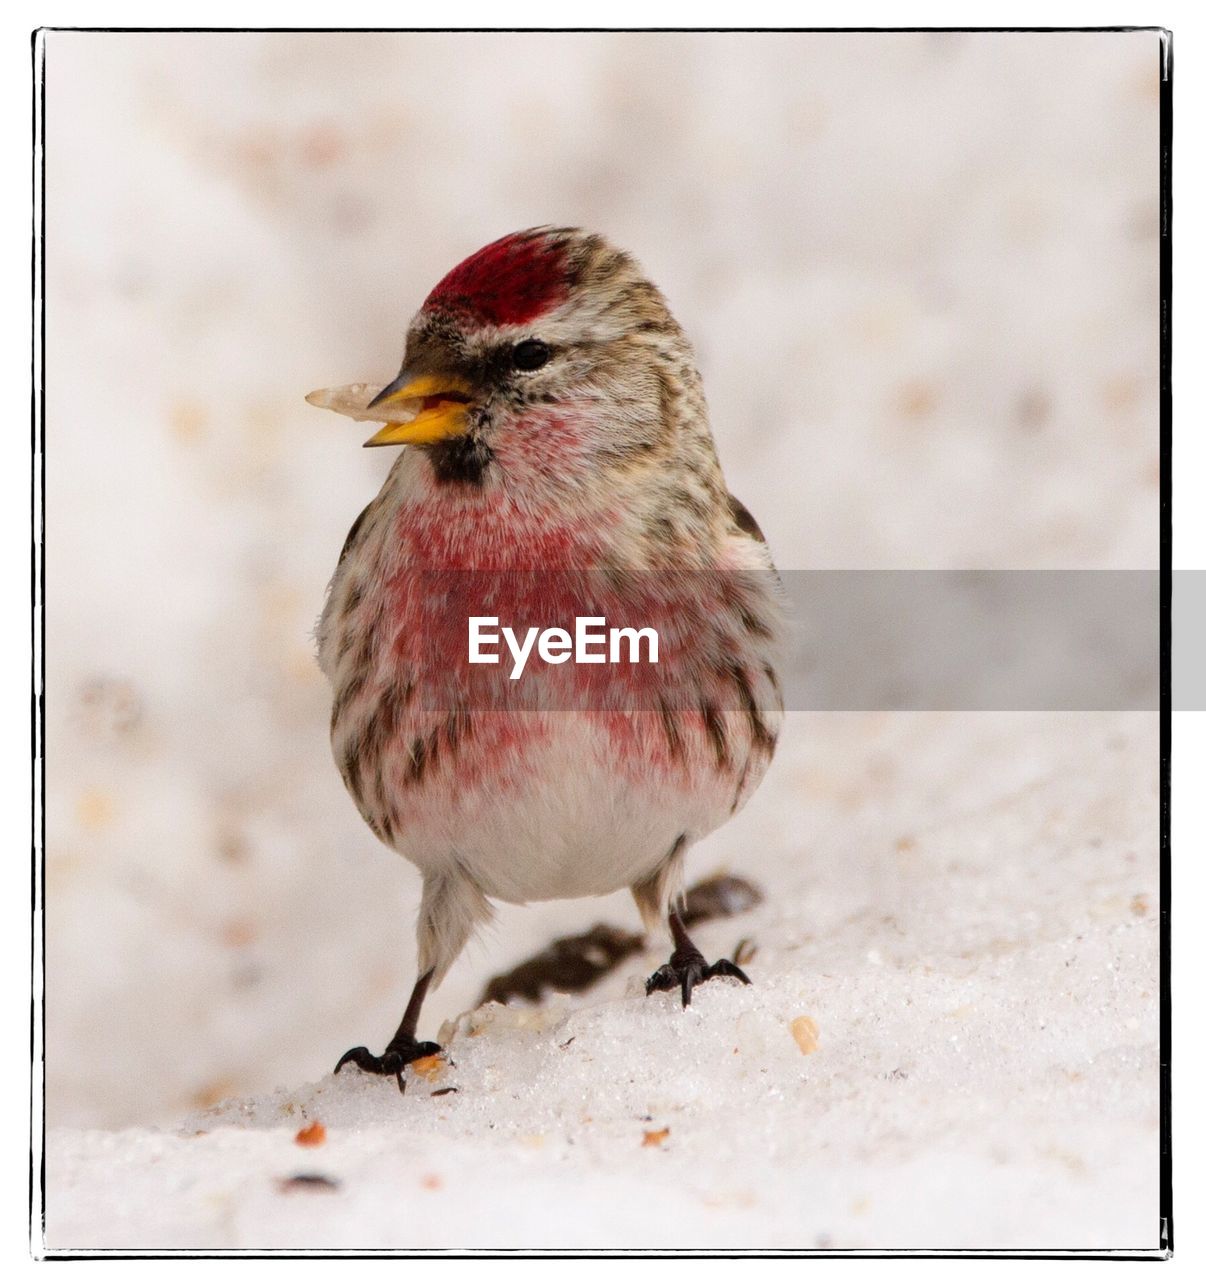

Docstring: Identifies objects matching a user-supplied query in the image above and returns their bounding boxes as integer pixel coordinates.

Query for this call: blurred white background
[44,30,1159,1134]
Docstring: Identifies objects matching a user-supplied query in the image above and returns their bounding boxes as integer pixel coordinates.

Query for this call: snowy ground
[45,711,1161,1251]
[39,30,1161,1254]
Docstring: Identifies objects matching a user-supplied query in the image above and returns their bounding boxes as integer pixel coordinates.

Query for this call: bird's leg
[334,968,443,1092]
[645,908,752,1008]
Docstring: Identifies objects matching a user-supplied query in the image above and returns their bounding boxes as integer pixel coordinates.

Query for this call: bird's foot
[334,1036,443,1093]
[645,946,751,1008]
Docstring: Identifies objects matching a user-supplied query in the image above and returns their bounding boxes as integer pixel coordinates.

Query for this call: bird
[310,227,783,1090]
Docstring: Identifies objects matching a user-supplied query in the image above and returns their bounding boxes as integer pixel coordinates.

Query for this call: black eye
[511,339,551,372]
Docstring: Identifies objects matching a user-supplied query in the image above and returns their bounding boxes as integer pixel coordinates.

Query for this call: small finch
[310,228,783,1089]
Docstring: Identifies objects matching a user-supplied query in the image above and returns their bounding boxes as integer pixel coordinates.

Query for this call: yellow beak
[363,372,475,448]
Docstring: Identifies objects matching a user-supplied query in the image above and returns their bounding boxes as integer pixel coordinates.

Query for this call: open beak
[362,371,475,448]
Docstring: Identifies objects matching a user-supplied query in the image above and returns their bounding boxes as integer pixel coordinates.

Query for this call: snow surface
[39,30,1161,1253]
[46,711,1160,1251]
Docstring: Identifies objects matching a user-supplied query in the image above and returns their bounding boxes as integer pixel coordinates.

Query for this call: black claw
[334,1045,379,1074]
[707,958,752,986]
[645,948,751,1008]
[333,1037,443,1093]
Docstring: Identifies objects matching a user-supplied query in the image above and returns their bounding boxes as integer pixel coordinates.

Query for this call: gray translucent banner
[336,568,1184,711]
[1173,569,1203,711]
[777,570,1161,711]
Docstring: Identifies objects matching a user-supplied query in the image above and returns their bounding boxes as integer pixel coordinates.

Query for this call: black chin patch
[426,435,494,486]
